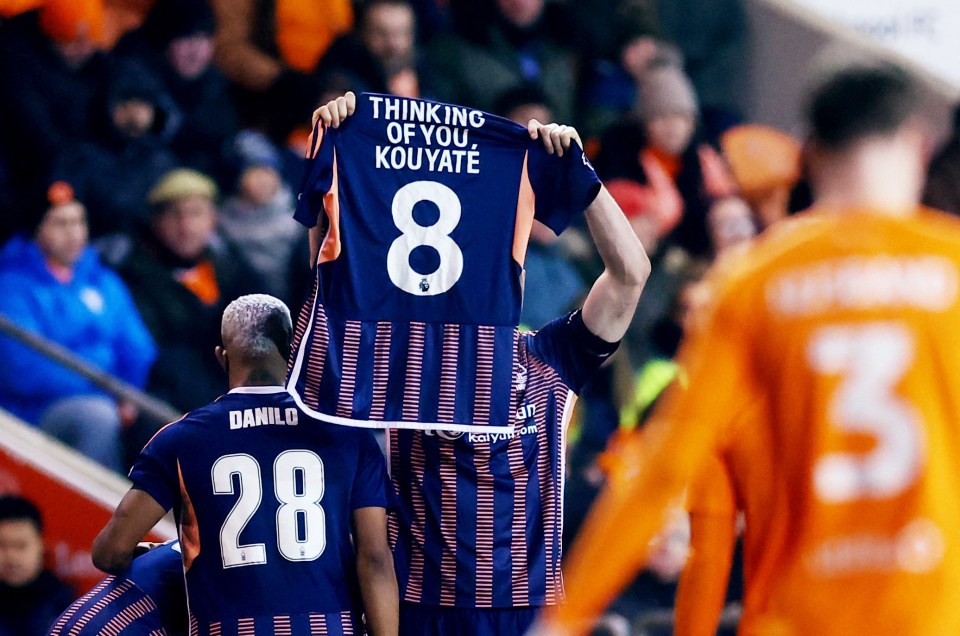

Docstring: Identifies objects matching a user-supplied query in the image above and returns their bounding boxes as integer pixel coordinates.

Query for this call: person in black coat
[98,168,268,418]
[0,9,110,222]
[0,495,75,636]
[115,0,239,188]
[52,59,179,238]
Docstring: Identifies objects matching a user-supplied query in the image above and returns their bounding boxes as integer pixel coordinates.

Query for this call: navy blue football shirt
[288,93,600,433]
[128,387,390,636]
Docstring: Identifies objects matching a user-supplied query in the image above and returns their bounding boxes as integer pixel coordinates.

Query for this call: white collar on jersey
[228,386,287,394]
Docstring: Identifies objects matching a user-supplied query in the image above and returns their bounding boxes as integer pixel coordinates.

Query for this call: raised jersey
[557,208,960,635]
[288,93,600,432]
[387,310,617,608]
[49,542,186,636]
[128,387,390,636]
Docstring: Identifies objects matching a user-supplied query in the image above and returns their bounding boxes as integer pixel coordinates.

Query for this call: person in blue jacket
[0,181,157,472]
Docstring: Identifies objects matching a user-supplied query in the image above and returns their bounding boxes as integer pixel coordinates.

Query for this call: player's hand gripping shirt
[129,387,391,636]
[388,310,617,608]
[556,208,960,635]
[288,93,600,433]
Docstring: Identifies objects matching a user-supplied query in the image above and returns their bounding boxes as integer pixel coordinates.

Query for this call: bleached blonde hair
[221,294,293,358]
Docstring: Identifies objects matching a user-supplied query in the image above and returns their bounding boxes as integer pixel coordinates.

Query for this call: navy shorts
[399,602,541,636]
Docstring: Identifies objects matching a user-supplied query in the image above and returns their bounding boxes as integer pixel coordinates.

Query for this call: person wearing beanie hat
[0,180,157,472]
[219,132,307,307]
[635,61,699,159]
[634,62,699,125]
[49,58,179,238]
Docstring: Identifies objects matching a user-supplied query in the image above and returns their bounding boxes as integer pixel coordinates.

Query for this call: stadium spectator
[0,495,74,636]
[93,294,398,635]
[597,58,737,258]
[426,0,580,123]
[218,131,308,308]
[309,92,649,636]
[719,124,802,230]
[0,0,109,221]
[116,0,239,188]
[210,0,354,141]
[654,0,749,138]
[319,0,423,98]
[52,59,178,237]
[706,195,756,256]
[50,541,187,636]
[923,103,960,216]
[538,60,960,636]
[0,182,156,472]
[98,168,265,418]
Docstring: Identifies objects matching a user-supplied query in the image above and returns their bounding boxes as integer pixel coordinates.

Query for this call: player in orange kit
[673,401,773,636]
[533,60,960,635]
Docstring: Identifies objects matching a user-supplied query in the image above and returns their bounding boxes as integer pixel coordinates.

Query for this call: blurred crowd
[2,0,960,632]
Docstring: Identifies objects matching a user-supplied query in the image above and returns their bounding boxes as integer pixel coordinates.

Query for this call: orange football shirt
[555,207,960,635]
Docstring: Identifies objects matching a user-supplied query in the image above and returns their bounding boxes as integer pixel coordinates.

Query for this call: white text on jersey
[229,407,299,429]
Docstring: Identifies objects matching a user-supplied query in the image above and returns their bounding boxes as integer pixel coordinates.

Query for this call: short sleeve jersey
[387,310,618,608]
[128,387,390,636]
[288,93,600,432]
[562,208,960,635]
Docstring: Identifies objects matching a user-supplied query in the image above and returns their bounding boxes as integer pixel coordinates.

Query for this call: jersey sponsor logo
[424,411,539,443]
[468,421,538,444]
[228,407,299,429]
[804,517,945,577]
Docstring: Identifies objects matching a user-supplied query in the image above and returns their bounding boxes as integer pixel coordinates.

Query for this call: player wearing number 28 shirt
[289,92,600,433]
[538,63,960,636]
[93,295,398,636]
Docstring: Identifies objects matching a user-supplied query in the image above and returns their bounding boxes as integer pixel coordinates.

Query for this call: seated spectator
[53,59,178,237]
[116,0,239,187]
[319,0,422,98]
[923,104,960,216]
[0,495,75,636]
[99,168,266,416]
[0,0,110,215]
[210,0,354,141]
[218,131,308,308]
[427,0,579,123]
[0,183,156,472]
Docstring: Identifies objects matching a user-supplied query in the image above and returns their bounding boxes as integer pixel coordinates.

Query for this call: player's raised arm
[91,489,167,574]
[353,506,399,635]
[527,120,651,343]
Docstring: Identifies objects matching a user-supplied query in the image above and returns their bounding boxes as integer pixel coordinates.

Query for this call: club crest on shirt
[514,364,528,392]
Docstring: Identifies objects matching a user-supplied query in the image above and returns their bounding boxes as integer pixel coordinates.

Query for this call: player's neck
[812,137,923,216]
[230,365,286,389]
